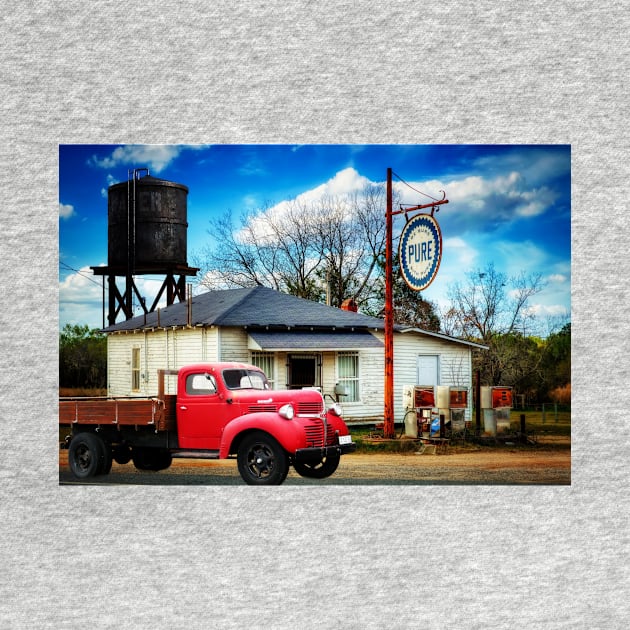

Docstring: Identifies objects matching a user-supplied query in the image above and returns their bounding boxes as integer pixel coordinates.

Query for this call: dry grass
[59,387,107,398]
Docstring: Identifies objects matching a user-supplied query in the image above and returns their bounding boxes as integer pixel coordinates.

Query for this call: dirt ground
[59,435,570,485]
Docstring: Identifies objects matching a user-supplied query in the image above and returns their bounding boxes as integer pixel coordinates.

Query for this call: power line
[391,170,442,202]
[59,261,103,287]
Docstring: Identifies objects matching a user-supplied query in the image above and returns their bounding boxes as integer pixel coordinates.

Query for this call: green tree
[488,332,545,397]
[59,324,107,389]
[366,252,440,330]
[541,323,571,396]
[443,262,547,390]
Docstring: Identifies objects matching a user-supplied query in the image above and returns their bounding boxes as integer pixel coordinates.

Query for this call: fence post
[542,403,546,424]
[520,414,526,444]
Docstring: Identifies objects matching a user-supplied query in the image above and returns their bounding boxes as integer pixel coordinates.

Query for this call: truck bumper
[294,442,356,464]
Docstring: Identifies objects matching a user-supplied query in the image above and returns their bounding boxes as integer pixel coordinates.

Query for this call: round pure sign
[398,213,442,291]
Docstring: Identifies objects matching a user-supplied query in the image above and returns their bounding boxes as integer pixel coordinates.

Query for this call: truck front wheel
[237,432,289,485]
[293,454,340,479]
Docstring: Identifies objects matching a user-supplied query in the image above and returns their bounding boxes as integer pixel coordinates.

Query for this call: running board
[171,450,220,459]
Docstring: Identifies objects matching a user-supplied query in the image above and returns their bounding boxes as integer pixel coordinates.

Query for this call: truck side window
[186,373,218,396]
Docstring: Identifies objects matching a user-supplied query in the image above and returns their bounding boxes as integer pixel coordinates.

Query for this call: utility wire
[59,261,103,287]
[391,170,441,202]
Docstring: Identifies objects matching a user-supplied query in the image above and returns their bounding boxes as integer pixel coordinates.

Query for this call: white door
[417,355,439,386]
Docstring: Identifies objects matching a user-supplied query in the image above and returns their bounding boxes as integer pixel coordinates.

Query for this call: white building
[103,286,486,423]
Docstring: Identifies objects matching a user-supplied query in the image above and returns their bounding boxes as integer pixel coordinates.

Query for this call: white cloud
[524,303,570,318]
[397,170,558,222]
[547,273,568,284]
[513,186,558,218]
[60,203,75,220]
[59,269,183,329]
[60,267,102,303]
[101,174,119,198]
[89,145,182,173]
[443,237,478,268]
[243,167,372,241]
[393,178,448,206]
[291,167,370,205]
[473,148,570,187]
[59,267,104,328]
[242,194,259,210]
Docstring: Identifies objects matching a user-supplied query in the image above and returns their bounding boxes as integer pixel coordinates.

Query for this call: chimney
[340,298,358,312]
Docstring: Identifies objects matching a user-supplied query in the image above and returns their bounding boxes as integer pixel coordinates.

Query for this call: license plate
[338,434,352,445]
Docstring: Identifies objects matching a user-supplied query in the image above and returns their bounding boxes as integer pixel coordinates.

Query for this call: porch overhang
[247,330,384,352]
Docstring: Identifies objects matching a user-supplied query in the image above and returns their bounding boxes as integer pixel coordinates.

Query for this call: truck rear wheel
[132,448,173,471]
[237,432,289,485]
[98,437,113,475]
[293,454,340,479]
[112,444,132,465]
[68,432,106,479]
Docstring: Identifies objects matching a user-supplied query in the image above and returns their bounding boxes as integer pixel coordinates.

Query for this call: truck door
[177,372,224,449]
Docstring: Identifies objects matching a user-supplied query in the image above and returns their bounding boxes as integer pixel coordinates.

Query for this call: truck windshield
[223,369,270,390]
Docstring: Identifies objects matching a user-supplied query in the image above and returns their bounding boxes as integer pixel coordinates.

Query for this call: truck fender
[220,413,304,459]
[326,410,351,436]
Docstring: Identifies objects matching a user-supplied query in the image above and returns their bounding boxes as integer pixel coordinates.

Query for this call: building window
[337,352,359,402]
[287,354,320,389]
[131,347,141,391]
[251,352,275,388]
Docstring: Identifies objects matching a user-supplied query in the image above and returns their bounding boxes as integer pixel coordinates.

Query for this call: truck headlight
[328,403,342,417]
[278,404,295,420]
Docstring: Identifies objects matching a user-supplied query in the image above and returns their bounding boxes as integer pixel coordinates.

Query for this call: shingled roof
[102,285,386,333]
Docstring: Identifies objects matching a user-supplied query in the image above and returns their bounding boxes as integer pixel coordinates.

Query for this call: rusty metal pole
[384,168,395,438]
[475,369,481,434]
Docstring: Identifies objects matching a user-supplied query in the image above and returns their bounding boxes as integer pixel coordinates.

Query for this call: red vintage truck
[59,362,356,485]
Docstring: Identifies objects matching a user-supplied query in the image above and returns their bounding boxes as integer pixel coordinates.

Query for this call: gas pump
[481,386,512,435]
[435,386,468,438]
[449,387,468,437]
[414,385,435,437]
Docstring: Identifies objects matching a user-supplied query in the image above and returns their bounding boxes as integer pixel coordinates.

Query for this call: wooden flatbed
[59,395,177,432]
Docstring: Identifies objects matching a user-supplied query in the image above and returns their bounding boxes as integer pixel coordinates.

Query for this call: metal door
[177,371,223,449]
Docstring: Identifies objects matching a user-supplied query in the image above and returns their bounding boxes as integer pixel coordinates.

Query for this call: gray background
[1,1,628,627]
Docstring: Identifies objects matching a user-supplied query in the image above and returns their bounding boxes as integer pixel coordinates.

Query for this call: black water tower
[92,168,198,326]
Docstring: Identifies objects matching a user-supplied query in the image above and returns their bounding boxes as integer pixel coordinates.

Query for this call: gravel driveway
[59,442,570,485]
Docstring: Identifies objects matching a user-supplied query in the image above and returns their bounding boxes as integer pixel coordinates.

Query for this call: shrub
[549,383,571,405]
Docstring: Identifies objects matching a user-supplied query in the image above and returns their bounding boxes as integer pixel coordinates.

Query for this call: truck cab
[175,363,354,483]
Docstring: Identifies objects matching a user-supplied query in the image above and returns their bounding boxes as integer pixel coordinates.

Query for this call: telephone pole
[384,168,395,438]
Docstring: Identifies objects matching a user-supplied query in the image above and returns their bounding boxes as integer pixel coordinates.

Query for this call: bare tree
[443,262,546,385]
[445,262,545,341]
[195,201,324,301]
[351,184,389,304]
[311,194,371,307]
[195,184,393,309]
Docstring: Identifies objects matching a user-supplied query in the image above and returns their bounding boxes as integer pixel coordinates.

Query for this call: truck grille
[247,404,277,413]
[246,401,323,415]
[296,401,323,417]
[304,419,337,447]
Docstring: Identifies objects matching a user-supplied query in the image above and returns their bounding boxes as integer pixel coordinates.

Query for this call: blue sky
[59,144,571,332]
